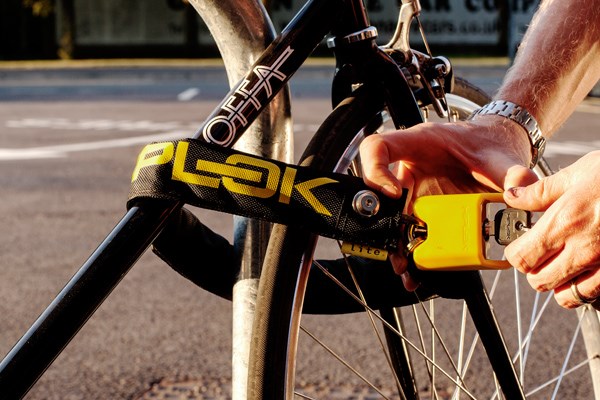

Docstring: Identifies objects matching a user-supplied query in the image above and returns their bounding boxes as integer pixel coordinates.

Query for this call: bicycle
[1,0,599,399]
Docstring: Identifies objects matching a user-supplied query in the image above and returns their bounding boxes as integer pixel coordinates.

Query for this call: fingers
[504,210,563,274]
[389,252,407,275]
[389,252,420,292]
[504,168,572,212]
[554,269,600,309]
[522,248,589,293]
[391,162,415,213]
[360,134,403,198]
[361,121,536,201]
[359,129,436,199]
[401,272,420,292]
[509,231,600,310]
[503,154,600,310]
[509,217,600,303]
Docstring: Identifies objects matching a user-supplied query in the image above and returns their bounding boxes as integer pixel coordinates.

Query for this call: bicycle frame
[0,0,523,398]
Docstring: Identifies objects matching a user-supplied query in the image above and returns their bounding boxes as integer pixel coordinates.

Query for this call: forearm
[495,0,600,138]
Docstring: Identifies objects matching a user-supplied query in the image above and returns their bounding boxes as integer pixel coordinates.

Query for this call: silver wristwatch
[468,100,546,168]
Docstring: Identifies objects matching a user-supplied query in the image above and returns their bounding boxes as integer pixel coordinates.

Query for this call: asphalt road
[0,62,599,399]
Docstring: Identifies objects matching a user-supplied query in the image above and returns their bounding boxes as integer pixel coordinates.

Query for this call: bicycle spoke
[526,358,593,397]
[513,292,554,365]
[452,303,469,400]
[484,275,562,400]
[415,293,471,394]
[489,290,581,400]
[430,300,436,400]
[551,311,584,399]
[522,289,542,370]
[411,304,440,400]
[311,260,478,399]
[300,326,392,400]
[514,268,524,385]
[452,329,480,400]
[491,375,502,400]
[336,243,405,395]
[293,391,317,400]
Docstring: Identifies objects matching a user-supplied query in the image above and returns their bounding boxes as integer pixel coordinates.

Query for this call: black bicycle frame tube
[0,202,180,399]
[465,275,526,399]
[412,269,527,399]
[195,0,349,148]
[0,0,361,397]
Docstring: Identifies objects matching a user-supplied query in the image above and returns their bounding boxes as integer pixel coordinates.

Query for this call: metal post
[0,3,293,397]
[186,1,293,398]
[579,307,600,399]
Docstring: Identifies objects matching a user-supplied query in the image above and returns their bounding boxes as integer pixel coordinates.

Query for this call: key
[493,208,532,245]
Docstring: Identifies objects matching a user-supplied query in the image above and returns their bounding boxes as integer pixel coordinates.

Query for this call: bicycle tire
[248,78,600,399]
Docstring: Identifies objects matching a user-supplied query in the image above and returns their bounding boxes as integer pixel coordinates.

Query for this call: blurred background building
[0,0,540,60]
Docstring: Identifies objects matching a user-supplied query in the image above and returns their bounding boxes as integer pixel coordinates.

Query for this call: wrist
[467,114,532,163]
[468,100,546,169]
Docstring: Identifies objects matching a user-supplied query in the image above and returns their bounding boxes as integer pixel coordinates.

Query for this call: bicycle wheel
[248,77,600,399]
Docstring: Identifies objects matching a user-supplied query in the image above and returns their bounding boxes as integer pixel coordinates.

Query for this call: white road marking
[576,103,600,114]
[295,123,321,133]
[0,131,187,161]
[5,118,194,132]
[0,119,324,162]
[1,135,591,161]
[545,140,600,158]
[4,118,317,133]
[1,114,597,161]
[177,88,200,101]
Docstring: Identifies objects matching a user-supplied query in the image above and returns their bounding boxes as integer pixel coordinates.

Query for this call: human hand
[359,116,539,287]
[504,151,600,309]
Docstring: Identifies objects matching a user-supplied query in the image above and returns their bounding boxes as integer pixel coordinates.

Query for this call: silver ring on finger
[570,279,596,306]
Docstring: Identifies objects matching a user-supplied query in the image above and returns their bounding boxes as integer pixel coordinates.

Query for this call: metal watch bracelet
[468,100,546,169]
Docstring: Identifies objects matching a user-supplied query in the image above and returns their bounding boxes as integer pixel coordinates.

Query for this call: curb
[0,56,510,71]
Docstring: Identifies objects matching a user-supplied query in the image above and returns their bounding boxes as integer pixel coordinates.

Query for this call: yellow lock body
[412,193,511,271]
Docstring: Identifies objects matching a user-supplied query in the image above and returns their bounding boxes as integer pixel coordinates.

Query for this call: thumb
[504,173,568,211]
[503,164,539,190]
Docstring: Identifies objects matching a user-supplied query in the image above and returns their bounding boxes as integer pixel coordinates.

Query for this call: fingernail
[381,184,400,198]
[401,272,420,292]
[506,187,523,198]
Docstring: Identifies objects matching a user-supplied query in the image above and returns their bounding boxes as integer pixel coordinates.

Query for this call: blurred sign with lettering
[270,0,539,48]
[75,0,185,45]
[70,0,539,52]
